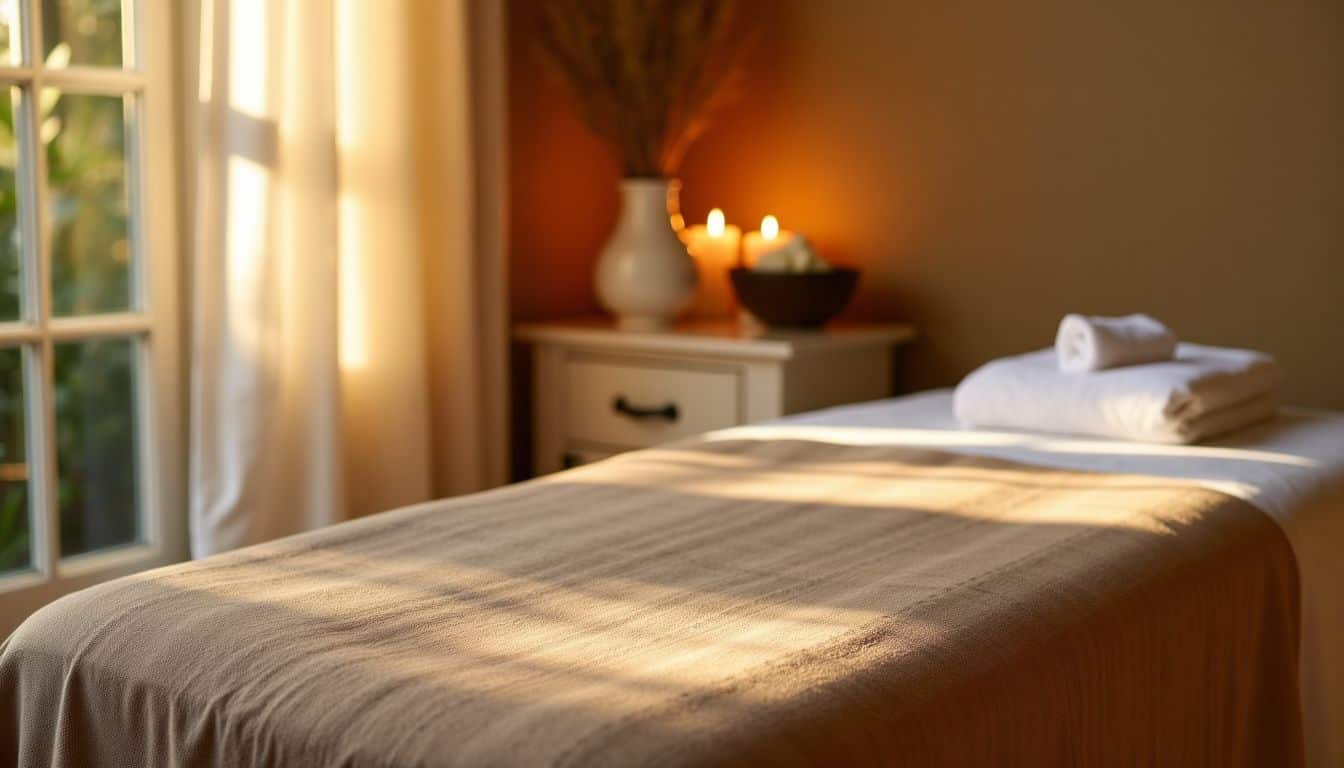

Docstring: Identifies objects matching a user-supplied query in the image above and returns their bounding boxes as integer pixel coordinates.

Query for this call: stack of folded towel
[954,314,1281,444]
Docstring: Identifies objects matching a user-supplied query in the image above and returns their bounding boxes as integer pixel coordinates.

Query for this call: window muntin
[0,0,173,602]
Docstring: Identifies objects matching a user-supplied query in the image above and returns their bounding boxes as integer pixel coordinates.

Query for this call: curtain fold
[189,0,504,558]
[411,0,512,496]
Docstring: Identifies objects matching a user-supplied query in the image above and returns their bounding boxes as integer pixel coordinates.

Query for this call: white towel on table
[1055,313,1177,373]
[954,344,1281,444]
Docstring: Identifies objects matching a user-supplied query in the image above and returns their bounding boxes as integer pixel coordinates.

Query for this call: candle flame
[707,208,725,237]
[761,215,779,240]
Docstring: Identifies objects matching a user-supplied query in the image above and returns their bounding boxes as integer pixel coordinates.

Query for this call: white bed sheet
[754,390,1344,767]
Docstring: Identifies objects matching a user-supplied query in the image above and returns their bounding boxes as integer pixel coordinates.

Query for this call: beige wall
[510,0,1344,409]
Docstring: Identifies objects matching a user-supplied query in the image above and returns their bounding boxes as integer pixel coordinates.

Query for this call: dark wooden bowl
[729,267,860,328]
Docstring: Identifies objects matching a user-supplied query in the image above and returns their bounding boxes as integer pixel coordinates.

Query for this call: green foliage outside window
[1,90,26,572]
[1,26,137,572]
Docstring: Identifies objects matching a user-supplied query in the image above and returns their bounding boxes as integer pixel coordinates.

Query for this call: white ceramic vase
[594,178,697,331]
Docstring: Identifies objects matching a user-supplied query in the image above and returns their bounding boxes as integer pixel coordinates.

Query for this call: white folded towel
[954,344,1281,443]
[1055,313,1178,373]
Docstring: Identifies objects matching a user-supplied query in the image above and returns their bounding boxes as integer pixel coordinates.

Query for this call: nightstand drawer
[518,319,914,475]
[565,359,739,448]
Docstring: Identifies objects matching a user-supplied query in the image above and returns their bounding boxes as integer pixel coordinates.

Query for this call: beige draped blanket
[1,438,1301,766]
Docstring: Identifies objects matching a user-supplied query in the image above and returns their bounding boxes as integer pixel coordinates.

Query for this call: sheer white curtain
[189,0,504,557]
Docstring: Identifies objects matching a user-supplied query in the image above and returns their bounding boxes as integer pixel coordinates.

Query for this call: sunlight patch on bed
[705,425,1031,448]
[561,457,1209,534]
[130,549,895,708]
[704,425,1319,468]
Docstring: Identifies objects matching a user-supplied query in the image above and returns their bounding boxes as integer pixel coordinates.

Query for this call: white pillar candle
[682,208,742,318]
[741,214,797,268]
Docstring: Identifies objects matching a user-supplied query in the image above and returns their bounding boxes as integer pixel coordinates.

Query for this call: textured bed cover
[0,420,1309,767]
[777,389,1344,766]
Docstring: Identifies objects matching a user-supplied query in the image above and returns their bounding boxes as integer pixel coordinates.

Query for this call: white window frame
[0,0,182,634]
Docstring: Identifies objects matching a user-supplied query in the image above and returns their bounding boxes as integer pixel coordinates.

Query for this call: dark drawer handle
[612,396,679,423]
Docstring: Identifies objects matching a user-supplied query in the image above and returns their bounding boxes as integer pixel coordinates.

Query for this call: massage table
[3,390,1342,766]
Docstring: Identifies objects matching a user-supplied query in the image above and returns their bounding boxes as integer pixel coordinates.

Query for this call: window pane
[1,87,20,322]
[0,0,18,65]
[46,90,133,316]
[56,336,140,557]
[0,346,31,574]
[42,0,123,69]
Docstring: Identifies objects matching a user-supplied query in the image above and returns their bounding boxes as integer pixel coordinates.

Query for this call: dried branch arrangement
[536,0,746,178]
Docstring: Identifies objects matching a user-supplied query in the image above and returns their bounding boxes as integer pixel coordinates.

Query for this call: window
[0,0,180,631]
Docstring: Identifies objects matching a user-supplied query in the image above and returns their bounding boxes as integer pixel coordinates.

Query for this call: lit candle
[741,214,797,268]
[682,208,742,318]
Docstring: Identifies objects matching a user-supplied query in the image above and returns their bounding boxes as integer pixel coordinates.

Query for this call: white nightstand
[514,318,916,474]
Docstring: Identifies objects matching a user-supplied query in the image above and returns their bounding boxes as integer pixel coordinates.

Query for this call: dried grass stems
[537,0,746,178]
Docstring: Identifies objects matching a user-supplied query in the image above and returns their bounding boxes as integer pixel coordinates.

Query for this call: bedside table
[514,319,916,475]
